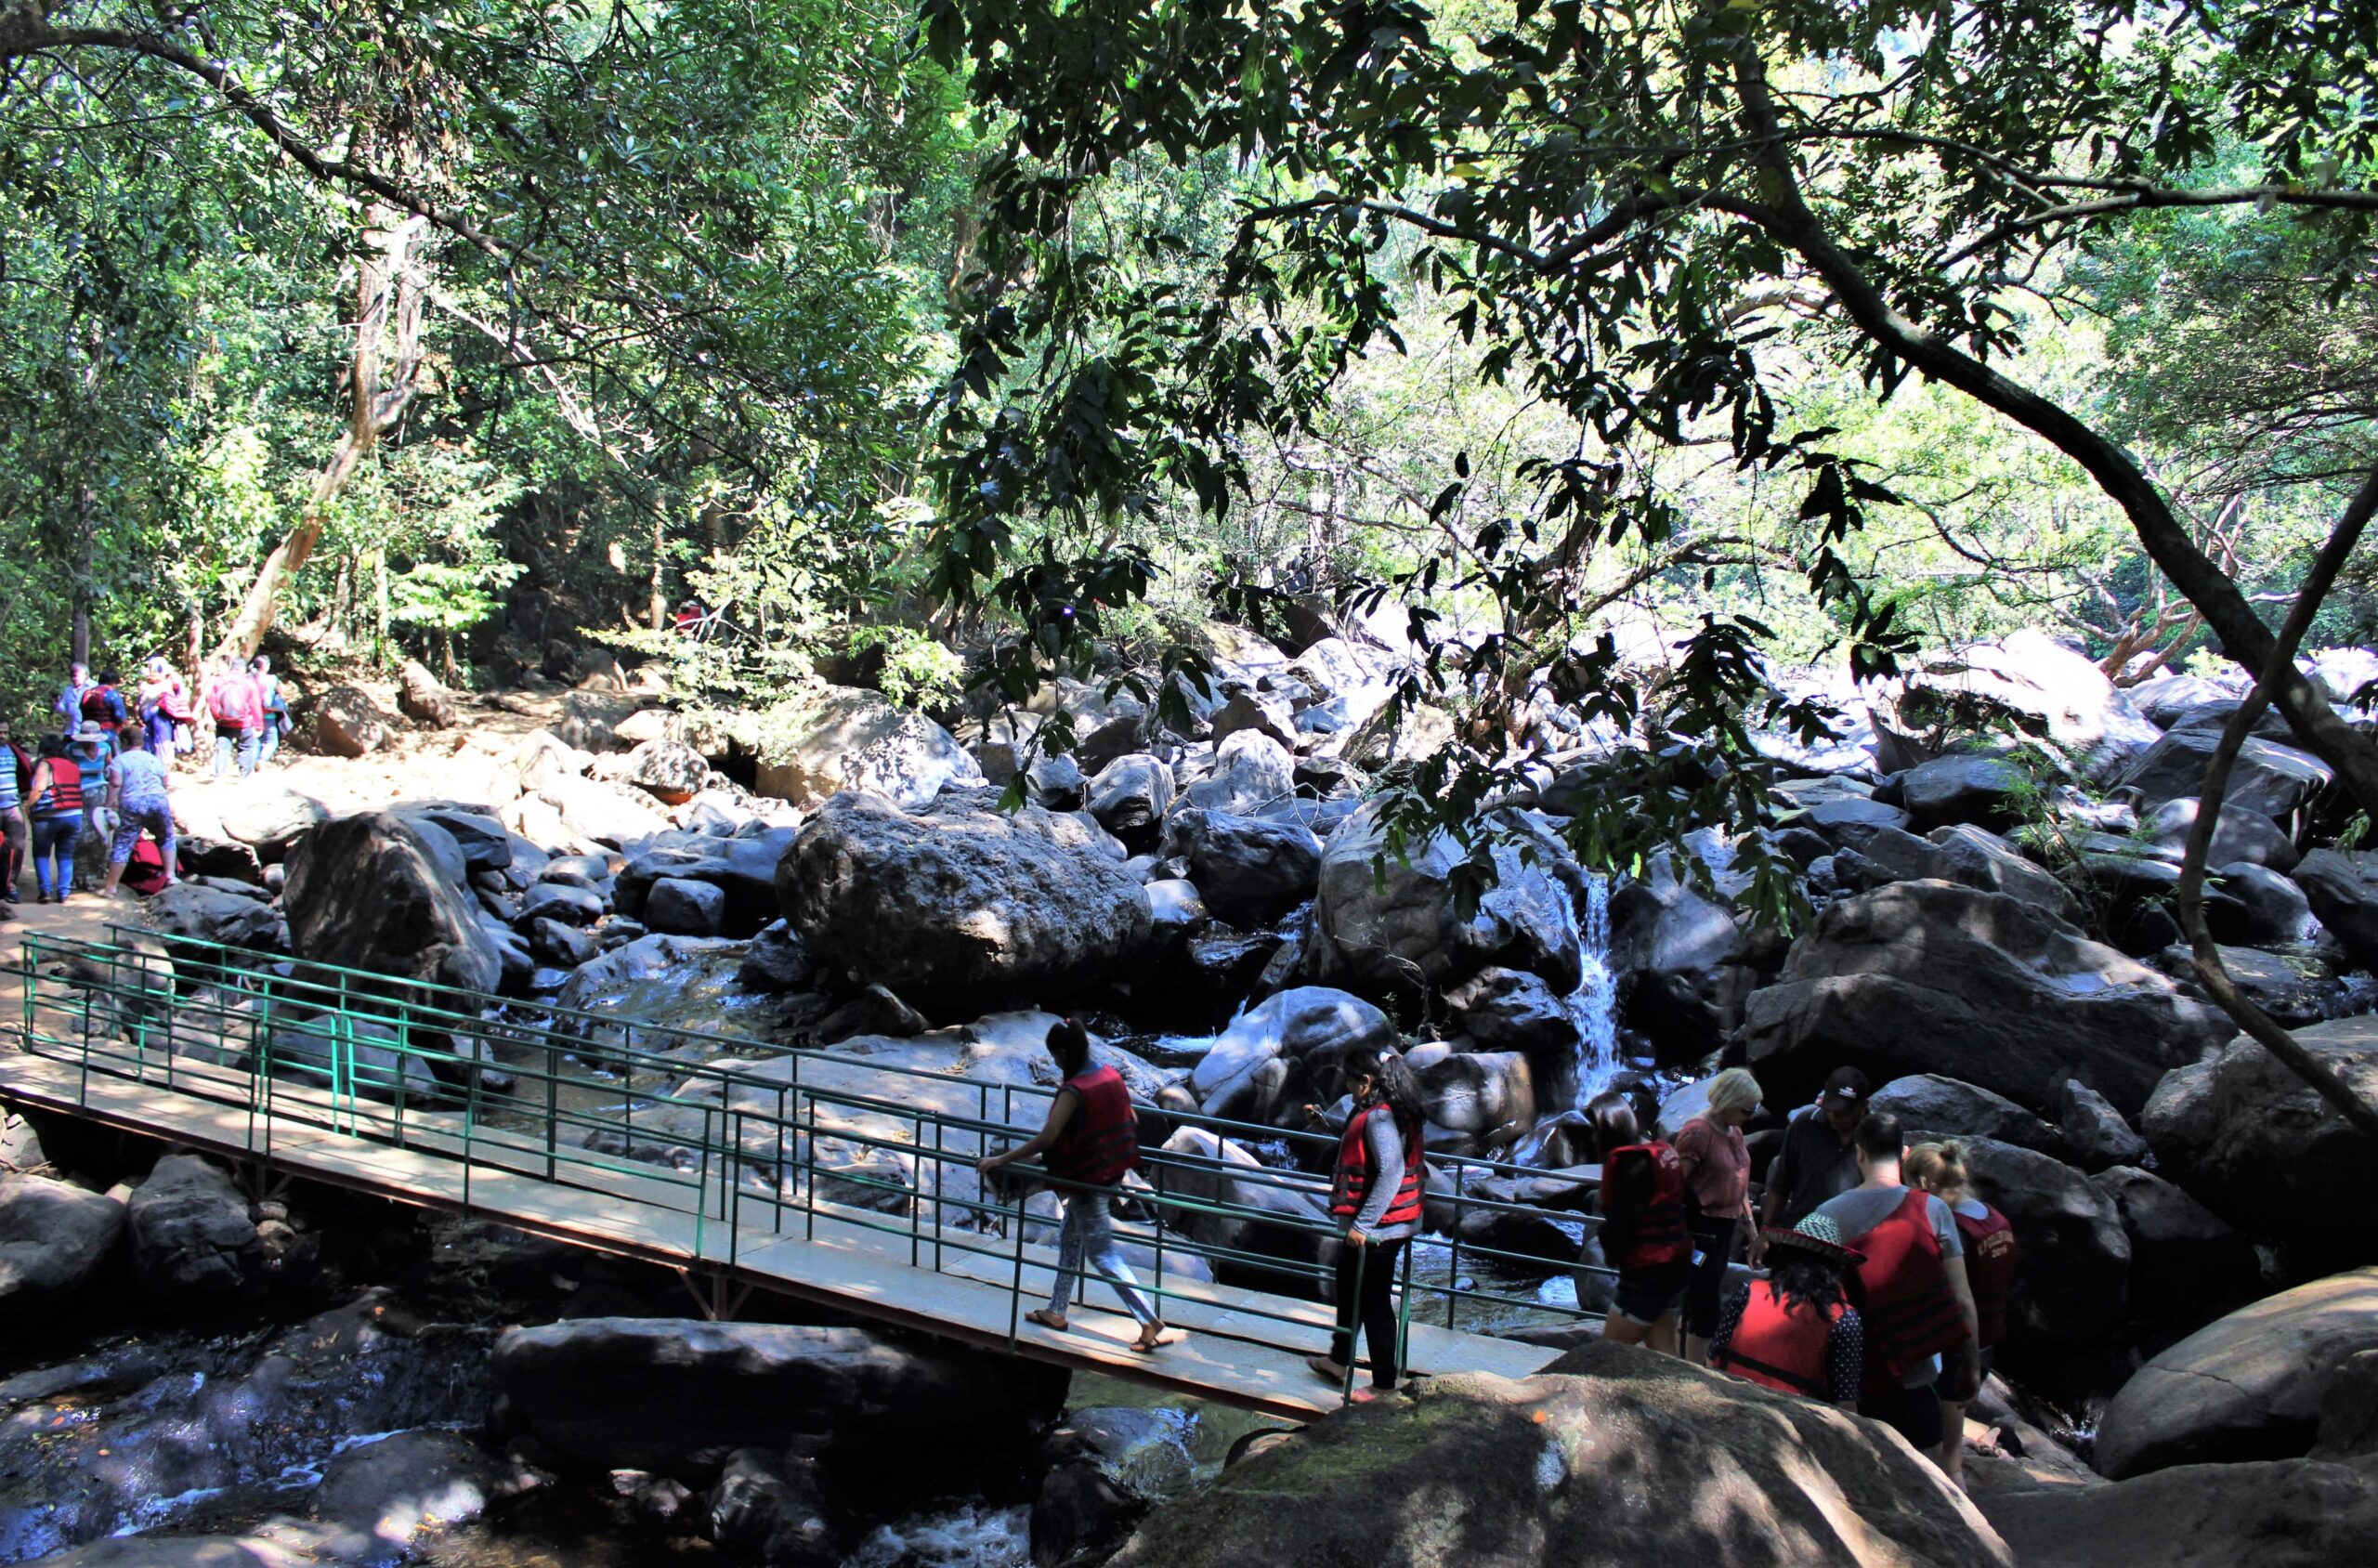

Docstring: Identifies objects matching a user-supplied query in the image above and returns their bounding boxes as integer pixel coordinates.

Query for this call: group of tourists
[3,654,291,908]
[987,1023,2015,1482]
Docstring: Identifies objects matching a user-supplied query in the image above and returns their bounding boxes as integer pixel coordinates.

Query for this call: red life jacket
[1848,1189,1971,1389]
[1714,1280,1847,1400]
[1332,1104,1425,1228]
[79,686,122,728]
[1045,1065,1139,1187]
[1955,1203,2019,1349]
[1603,1141,1690,1270]
[207,674,255,725]
[33,760,83,817]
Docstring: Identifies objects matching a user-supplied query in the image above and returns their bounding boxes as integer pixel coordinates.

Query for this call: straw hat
[72,721,105,744]
[1760,1210,1865,1267]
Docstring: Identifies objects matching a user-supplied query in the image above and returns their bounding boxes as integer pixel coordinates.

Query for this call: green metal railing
[14,926,1609,1396]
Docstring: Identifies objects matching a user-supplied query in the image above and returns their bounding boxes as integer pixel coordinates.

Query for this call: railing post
[1446,1183,1464,1330]
[1342,1246,1366,1406]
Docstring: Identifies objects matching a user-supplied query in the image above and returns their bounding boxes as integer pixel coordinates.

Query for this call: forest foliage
[2,0,2375,865]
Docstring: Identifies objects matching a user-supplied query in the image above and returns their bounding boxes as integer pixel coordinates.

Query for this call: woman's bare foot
[1026,1308,1068,1332]
[1306,1353,1349,1384]
[1346,1385,1396,1405]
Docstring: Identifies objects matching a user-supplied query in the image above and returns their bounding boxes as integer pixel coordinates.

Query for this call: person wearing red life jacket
[1812,1114,1980,1468]
[1302,1043,1429,1401]
[25,735,86,904]
[1588,1090,1692,1354]
[1710,1211,1867,1406]
[978,1017,1173,1353]
[1908,1140,2019,1489]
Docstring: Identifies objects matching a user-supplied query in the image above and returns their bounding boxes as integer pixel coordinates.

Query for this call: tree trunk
[216,208,428,662]
[648,505,668,631]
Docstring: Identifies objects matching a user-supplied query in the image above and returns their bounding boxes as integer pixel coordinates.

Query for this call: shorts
[1684,1216,1737,1338]
[1861,1381,1944,1450]
[1612,1257,1692,1325]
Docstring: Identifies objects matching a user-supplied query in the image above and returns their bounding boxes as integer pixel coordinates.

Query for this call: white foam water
[1558,873,1620,1108]
[844,1502,1031,1568]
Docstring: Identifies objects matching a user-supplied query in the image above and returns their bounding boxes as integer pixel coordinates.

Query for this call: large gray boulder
[2140,1016,2378,1261]
[1958,1135,2130,1347]
[777,793,1152,1019]
[615,828,795,937]
[1901,753,2028,831]
[125,1155,262,1302]
[1744,880,2231,1115]
[2090,1165,2264,1317]
[2293,848,2378,969]
[1304,804,1584,1003]
[313,1429,497,1550]
[1894,631,2160,784]
[0,1175,124,1313]
[1830,824,2081,923]
[2094,1267,2378,1479]
[213,785,332,856]
[145,882,288,954]
[2139,797,2300,873]
[1868,1074,2064,1157]
[1083,753,1176,839]
[1106,1343,2013,1568]
[1160,807,1324,925]
[751,686,982,809]
[1188,987,1399,1127]
[1181,730,1298,815]
[2114,728,2332,817]
[283,811,504,996]
[1979,1452,2378,1568]
[490,1319,1063,1470]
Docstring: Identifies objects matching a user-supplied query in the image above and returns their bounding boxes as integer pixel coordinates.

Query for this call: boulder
[1339,699,1456,771]
[1026,752,1087,812]
[311,686,395,757]
[2095,1267,2378,1478]
[1084,753,1176,839]
[1188,987,1399,1127]
[314,1429,497,1548]
[2209,861,2314,945]
[751,686,982,809]
[489,1319,1064,1470]
[125,1154,262,1302]
[1155,1126,1336,1293]
[1868,1075,2064,1158]
[1160,808,1323,925]
[623,739,712,804]
[612,708,686,747]
[1791,796,1912,847]
[2318,1350,2378,1457]
[738,922,814,994]
[2089,1166,2263,1317]
[556,689,642,751]
[645,877,727,937]
[2057,1078,2150,1170]
[2156,942,2356,1027]
[707,1448,836,1568]
[2131,673,2238,727]
[1744,881,2231,1115]
[389,805,513,874]
[539,770,670,847]
[398,660,457,727]
[2293,848,2378,969]
[1444,967,1581,1058]
[1959,1135,2130,1347]
[529,916,597,968]
[1901,753,2028,830]
[1209,690,1300,751]
[777,793,1153,1019]
[519,881,606,927]
[2141,1016,2378,1261]
[1419,1051,1543,1136]
[146,882,288,954]
[0,1174,124,1313]
[268,1014,443,1103]
[1830,824,2080,923]
[214,785,332,856]
[1895,632,2161,783]
[283,812,504,996]
[1304,804,1584,1003]
[614,828,794,938]
[2115,728,2332,817]
[1106,1343,2012,1568]
[1181,730,1298,815]
[1979,1452,2378,1568]
[2139,797,2300,873]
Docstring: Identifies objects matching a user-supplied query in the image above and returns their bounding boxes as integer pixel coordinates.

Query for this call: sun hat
[1761,1210,1865,1267]
[72,721,105,743]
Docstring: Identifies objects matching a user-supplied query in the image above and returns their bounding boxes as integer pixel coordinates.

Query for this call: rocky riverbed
[8,621,2378,1563]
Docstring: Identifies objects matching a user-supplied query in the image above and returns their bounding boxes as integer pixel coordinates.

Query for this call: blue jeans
[32,812,82,898]
[145,712,176,754]
[213,725,259,778]
[255,719,281,768]
[1045,1189,1157,1326]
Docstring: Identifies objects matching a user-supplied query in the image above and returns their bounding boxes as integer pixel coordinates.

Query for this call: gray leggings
[1047,1189,1157,1326]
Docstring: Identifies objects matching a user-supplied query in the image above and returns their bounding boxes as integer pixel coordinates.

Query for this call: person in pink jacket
[201,655,266,777]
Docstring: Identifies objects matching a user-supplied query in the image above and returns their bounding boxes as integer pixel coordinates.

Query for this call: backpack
[207,673,254,725]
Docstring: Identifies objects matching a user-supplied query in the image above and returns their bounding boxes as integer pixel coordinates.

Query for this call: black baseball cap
[1822,1066,1871,1103]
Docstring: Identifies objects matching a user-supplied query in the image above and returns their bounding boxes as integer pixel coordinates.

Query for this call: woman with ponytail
[1304,1044,1427,1400]
[1907,1140,2017,1489]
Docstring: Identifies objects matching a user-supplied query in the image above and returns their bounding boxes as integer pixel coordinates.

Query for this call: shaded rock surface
[1980,1452,2378,1568]
[283,811,503,997]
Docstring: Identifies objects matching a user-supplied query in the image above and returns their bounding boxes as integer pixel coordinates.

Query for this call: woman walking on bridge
[1307,1044,1427,1402]
[979,1018,1173,1353]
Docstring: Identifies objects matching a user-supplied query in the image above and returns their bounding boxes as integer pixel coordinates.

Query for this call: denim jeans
[213,725,259,778]
[255,720,281,768]
[1045,1189,1157,1326]
[0,805,25,898]
[32,812,82,897]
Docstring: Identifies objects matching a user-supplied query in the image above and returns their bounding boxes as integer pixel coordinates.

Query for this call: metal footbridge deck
[1,902,1593,1419]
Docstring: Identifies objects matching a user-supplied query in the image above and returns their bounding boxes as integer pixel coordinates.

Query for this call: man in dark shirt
[1754,1066,1870,1253]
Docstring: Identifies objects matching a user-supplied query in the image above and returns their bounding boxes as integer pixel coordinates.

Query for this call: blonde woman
[1674,1067,1762,1365]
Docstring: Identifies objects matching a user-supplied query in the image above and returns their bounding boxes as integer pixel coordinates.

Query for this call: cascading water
[1559,872,1620,1108]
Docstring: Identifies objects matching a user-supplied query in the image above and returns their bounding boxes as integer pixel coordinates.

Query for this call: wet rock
[1959,1135,2130,1347]
[285,812,504,997]
[2096,1267,2378,1478]
[1870,1074,2065,1158]
[0,1174,124,1313]
[2293,848,2378,969]
[624,739,712,804]
[646,876,727,937]
[146,882,289,954]
[490,1319,1065,1471]
[738,921,814,993]
[2138,797,2300,873]
[1105,1343,2012,1568]
[2141,1017,2378,1262]
[1979,1451,2378,1568]
[1420,1052,1544,1137]
[126,1155,262,1303]
[2115,728,2332,817]
[315,1429,498,1551]
[1744,880,2230,1115]
[1901,753,2029,830]
[708,1448,837,1568]
[1187,987,1399,1127]
[2208,861,2313,945]
[1444,967,1580,1058]
[777,793,1152,1020]
[2057,1078,2150,1170]
[2089,1165,2263,1320]
[268,1014,443,1104]
[1160,808,1323,926]
[751,686,982,809]
[529,916,597,969]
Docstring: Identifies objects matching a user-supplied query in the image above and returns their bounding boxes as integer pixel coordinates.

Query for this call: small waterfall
[1559,873,1620,1108]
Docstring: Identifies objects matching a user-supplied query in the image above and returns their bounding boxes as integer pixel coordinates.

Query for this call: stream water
[1559,873,1620,1109]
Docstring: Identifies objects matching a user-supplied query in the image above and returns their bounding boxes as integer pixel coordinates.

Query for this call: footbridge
[2,908,1596,1418]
